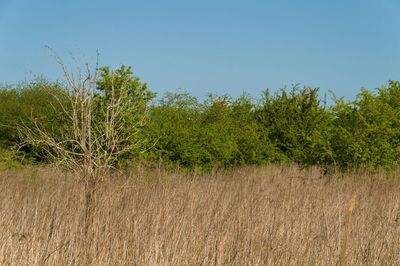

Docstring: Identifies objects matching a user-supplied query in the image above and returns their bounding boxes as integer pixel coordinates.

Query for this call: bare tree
[18,51,154,236]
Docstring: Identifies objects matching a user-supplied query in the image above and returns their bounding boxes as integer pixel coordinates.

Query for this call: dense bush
[256,87,335,165]
[144,91,204,168]
[145,92,274,169]
[0,79,68,162]
[95,65,156,164]
[1,72,400,170]
[331,81,400,168]
[145,82,400,170]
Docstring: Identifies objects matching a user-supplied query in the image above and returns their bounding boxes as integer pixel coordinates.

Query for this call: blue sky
[1,0,400,100]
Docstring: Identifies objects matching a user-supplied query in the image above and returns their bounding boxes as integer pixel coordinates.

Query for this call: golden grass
[0,165,399,265]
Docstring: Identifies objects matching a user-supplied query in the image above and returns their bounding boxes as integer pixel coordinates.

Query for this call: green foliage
[0,149,22,170]
[0,79,68,161]
[0,87,18,148]
[144,91,207,168]
[198,94,274,166]
[145,91,274,170]
[229,95,271,165]
[96,65,155,114]
[256,86,334,165]
[95,65,155,163]
[331,81,400,169]
[2,70,400,171]
[197,95,238,166]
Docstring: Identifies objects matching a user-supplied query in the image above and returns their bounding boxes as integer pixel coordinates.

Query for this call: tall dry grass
[0,165,399,265]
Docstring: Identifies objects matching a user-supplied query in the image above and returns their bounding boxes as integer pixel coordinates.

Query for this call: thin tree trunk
[83,177,97,238]
[82,177,97,264]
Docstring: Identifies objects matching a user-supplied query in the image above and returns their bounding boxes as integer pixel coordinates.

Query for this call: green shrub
[145,92,272,169]
[0,149,22,170]
[144,91,209,169]
[256,86,334,165]
[0,79,69,161]
[2,73,400,171]
[332,81,400,169]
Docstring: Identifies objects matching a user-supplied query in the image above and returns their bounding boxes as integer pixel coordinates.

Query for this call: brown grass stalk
[0,165,399,265]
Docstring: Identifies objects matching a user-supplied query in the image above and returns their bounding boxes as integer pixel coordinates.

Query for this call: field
[1,165,399,265]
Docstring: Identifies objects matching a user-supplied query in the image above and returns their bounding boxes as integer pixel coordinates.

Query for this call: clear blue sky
[1,0,400,100]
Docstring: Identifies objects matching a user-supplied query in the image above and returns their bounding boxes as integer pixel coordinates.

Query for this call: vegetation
[2,62,400,265]
[0,79,67,163]
[144,81,400,171]
[1,69,400,171]
[1,166,400,265]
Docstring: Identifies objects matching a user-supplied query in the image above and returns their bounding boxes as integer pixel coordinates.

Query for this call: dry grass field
[0,165,399,265]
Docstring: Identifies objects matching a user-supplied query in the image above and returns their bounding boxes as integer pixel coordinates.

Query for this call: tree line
[1,65,400,171]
